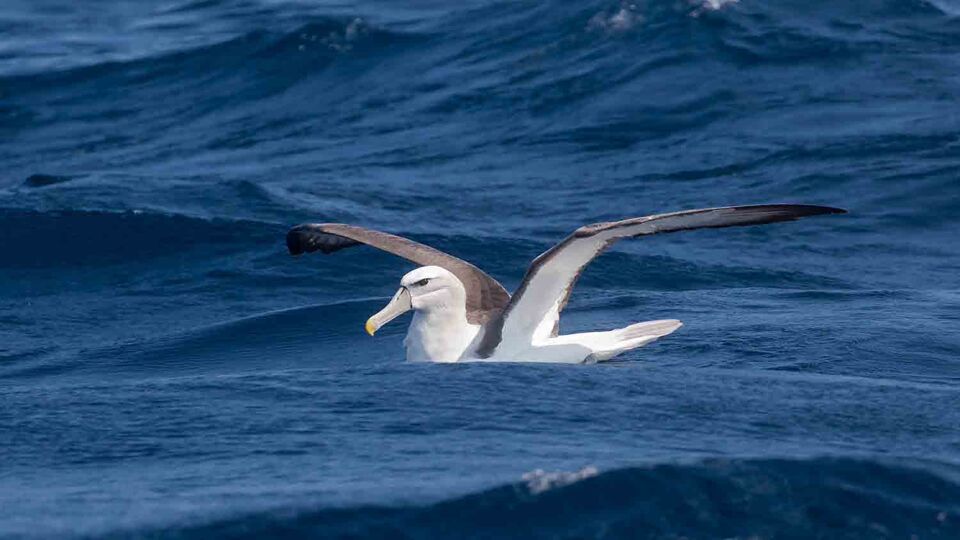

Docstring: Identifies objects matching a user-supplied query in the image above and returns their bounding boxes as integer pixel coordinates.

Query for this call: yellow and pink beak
[365,287,412,336]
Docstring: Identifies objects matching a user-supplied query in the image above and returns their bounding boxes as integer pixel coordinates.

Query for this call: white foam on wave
[589,0,739,32]
[927,0,960,16]
[521,466,599,495]
[588,3,643,33]
[297,17,366,53]
[690,0,739,18]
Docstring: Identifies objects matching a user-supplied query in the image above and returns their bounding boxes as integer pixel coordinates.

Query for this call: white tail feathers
[586,319,683,362]
[617,319,683,341]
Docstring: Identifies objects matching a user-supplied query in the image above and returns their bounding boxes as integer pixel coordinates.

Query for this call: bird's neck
[404,306,479,363]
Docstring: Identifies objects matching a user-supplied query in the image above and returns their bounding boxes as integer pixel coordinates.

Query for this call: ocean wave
[0,299,391,382]
[106,457,960,539]
[0,17,423,87]
[0,208,278,268]
[3,0,957,179]
[0,16,426,148]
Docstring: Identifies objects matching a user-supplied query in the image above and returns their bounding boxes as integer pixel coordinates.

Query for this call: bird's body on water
[287,204,845,363]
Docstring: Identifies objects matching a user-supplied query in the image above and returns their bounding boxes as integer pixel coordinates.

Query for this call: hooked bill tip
[365,320,376,336]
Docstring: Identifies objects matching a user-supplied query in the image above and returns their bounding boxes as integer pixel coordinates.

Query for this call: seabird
[287,204,845,363]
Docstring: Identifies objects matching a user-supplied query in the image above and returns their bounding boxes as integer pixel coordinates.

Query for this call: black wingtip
[286,226,307,256]
[736,204,848,217]
[797,204,848,216]
[814,205,848,215]
[284,223,363,256]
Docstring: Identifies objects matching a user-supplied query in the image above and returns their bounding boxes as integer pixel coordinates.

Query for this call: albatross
[287,204,845,363]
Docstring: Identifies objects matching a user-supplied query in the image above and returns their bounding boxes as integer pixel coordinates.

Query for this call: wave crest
[118,458,960,539]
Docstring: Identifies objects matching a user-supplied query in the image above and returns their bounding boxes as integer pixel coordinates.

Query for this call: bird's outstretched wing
[477,204,846,356]
[287,223,510,324]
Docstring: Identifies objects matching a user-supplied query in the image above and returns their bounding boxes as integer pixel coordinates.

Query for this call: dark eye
[414,278,430,287]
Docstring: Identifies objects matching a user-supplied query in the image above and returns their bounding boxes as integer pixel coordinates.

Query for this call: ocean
[1,0,959,537]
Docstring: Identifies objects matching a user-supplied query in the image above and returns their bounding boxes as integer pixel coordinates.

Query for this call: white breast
[403,311,480,362]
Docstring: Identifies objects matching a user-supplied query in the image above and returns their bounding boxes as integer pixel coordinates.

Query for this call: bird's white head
[364,266,466,336]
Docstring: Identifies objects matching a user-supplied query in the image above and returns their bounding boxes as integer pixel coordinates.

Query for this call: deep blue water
[2,0,960,538]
